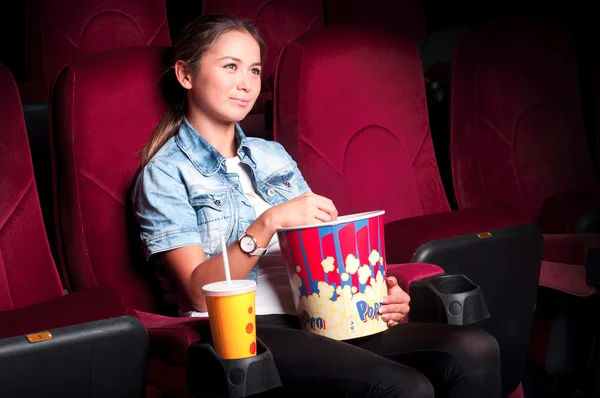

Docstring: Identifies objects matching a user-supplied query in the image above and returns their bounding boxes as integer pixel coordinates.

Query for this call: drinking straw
[221,235,232,284]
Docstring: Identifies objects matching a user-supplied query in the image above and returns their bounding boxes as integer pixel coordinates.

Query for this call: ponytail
[140,100,185,168]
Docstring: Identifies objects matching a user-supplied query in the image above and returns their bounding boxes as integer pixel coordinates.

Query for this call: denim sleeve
[132,161,202,260]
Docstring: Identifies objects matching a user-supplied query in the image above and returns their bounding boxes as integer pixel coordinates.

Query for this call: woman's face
[179,30,262,124]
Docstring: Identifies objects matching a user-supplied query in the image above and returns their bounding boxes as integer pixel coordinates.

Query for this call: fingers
[312,196,338,220]
[312,208,334,223]
[380,303,410,318]
[301,193,338,221]
[381,309,409,323]
[386,276,398,288]
[381,292,410,306]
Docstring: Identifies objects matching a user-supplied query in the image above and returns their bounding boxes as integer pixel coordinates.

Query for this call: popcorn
[321,257,335,273]
[291,250,388,340]
[358,264,372,285]
[368,250,381,266]
[345,254,360,275]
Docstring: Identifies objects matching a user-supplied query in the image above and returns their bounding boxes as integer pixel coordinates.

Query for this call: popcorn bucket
[277,210,388,340]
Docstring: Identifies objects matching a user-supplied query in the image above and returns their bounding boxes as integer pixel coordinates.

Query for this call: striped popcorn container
[277,210,388,340]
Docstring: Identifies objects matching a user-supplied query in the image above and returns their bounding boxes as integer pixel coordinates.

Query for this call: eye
[224,63,237,70]
[251,67,261,75]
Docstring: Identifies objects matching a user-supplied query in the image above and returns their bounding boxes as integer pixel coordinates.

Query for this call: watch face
[240,235,256,253]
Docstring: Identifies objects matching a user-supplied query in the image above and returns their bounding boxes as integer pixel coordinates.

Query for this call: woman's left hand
[379,276,410,327]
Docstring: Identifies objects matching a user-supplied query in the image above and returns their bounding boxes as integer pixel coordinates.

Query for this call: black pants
[256,315,501,398]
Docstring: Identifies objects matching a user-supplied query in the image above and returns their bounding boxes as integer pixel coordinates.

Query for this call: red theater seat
[24,0,171,100]
[0,63,147,397]
[451,18,600,297]
[273,25,542,397]
[49,46,211,396]
[450,17,600,381]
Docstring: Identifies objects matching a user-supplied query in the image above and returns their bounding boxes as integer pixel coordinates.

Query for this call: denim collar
[175,117,256,176]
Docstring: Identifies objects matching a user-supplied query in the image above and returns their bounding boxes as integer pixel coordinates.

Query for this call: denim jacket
[132,118,310,283]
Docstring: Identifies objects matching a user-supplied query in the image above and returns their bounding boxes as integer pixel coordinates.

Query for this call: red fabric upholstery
[25,0,171,100]
[451,19,600,377]
[387,263,444,294]
[137,311,207,365]
[385,206,529,264]
[537,190,600,233]
[0,287,132,339]
[539,234,600,296]
[325,0,428,41]
[506,383,524,398]
[50,46,210,396]
[0,63,63,310]
[202,0,323,93]
[451,18,600,224]
[51,46,168,312]
[274,26,450,226]
[451,18,600,294]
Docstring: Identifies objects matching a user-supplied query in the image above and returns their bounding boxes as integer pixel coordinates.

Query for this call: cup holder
[409,274,491,326]
[187,338,282,397]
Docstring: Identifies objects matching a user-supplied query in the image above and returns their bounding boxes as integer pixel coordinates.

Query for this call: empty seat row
[7,0,430,103]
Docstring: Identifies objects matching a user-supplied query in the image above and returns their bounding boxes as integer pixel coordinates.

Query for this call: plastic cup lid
[277,210,385,232]
[202,280,257,297]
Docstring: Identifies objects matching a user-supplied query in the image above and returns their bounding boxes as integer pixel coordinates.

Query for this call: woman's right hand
[266,192,338,230]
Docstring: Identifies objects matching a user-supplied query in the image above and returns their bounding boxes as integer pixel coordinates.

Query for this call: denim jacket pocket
[190,189,234,258]
[263,166,301,200]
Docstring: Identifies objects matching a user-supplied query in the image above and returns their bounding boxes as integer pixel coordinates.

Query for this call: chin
[227,111,252,123]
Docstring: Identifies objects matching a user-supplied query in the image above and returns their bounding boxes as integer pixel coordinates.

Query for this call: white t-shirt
[183,156,296,317]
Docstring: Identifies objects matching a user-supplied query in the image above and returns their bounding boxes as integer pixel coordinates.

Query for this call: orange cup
[202,280,258,359]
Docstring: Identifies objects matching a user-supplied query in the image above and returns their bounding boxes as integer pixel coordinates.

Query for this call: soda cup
[202,280,258,359]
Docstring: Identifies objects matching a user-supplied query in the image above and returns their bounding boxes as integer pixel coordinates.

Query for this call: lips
[231,98,250,107]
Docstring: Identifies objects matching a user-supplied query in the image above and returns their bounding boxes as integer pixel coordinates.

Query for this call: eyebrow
[218,56,262,67]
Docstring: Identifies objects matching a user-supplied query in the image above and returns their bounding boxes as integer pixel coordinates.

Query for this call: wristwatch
[239,232,268,256]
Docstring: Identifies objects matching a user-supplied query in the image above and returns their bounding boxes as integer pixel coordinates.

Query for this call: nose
[237,71,252,92]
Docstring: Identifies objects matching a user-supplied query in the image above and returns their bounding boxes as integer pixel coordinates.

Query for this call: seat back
[26,0,171,97]
[202,0,324,92]
[0,64,63,310]
[274,26,450,223]
[51,46,168,312]
[325,0,428,41]
[451,18,599,222]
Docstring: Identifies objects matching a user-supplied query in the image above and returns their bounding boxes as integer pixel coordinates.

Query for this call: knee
[409,373,435,398]
[452,328,501,373]
[380,367,434,398]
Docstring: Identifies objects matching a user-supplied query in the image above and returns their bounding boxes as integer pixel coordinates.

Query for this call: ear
[174,60,193,90]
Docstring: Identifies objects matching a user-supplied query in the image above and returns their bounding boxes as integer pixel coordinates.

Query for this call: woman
[133,14,501,398]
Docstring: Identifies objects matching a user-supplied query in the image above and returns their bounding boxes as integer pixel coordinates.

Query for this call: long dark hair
[139,14,266,168]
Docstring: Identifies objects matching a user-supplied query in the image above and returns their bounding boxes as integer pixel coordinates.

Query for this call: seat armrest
[136,311,209,365]
[0,288,147,397]
[387,263,444,294]
[384,206,529,263]
[0,287,133,340]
